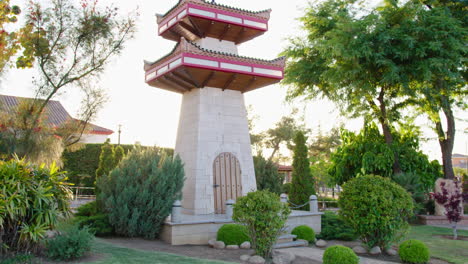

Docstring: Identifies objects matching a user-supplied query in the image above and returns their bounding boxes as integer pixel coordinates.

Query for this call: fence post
[309,195,318,213]
[280,193,288,204]
[226,199,234,219]
[171,200,182,223]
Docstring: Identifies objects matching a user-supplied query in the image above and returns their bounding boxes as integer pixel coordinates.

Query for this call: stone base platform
[418,214,468,225]
[160,210,322,245]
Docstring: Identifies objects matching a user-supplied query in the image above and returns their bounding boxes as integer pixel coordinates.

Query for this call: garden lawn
[406,225,468,264]
[88,240,235,264]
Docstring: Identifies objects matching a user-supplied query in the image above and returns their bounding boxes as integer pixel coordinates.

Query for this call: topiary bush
[323,245,359,264]
[46,225,94,261]
[0,159,71,255]
[339,175,413,249]
[233,190,290,259]
[317,211,357,241]
[399,239,430,264]
[217,224,250,245]
[291,225,315,243]
[97,147,185,239]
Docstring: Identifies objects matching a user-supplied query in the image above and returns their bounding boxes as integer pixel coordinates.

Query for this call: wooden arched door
[213,152,242,214]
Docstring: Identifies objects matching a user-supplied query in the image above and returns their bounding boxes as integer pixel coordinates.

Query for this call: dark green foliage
[282,183,292,194]
[62,143,173,187]
[113,145,125,165]
[254,155,284,194]
[291,225,315,243]
[0,254,36,264]
[0,159,71,255]
[392,172,428,216]
[74,201,113,236]
[289,131,315,211]
[46,225,94,261]
[97,147,184,239]
[216,224,250,246]
[398,240,430,264]
[233,190,290,259]
[339,175,413,249]
[317,211,357,241]
[329,124,442,189]
[322,245,359,264]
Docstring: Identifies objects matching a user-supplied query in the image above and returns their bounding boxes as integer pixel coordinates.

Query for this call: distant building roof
[278,165,292,171]
[453,153,468,158]
[0,94,113,135]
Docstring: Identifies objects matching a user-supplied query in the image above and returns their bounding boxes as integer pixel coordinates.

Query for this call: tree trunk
[452,222,458,240]
[435,94,456,180]
[376,87,403,174]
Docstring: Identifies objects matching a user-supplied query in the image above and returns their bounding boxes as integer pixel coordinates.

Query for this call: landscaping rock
[45,230,58,239]
[272,251,295,264]
[352,245,367,254]
[315,239,327,248]
[226,245,239,249]
[208,239,216,248]
[297,239,309,246]
[213,241,225,249]
[369,246,382,255]
[248,255,266,264]
[240,241,251,249]
[240,255,251,262]
[385,248,397,256]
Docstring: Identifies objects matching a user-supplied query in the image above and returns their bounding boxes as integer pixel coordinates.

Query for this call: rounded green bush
[291,225,315,242]
[323,245,359,264]
[399,239,430,264]
[217,224,250,245]
[338,175,413,249]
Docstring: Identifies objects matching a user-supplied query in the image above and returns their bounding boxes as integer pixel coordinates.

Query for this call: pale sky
[1,0,467,162]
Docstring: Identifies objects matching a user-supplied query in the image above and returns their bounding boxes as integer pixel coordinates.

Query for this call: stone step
[276,234,297,244]
[273,240,308,249]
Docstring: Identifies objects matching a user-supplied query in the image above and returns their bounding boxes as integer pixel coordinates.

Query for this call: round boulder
[240,255,251,262]
[240,241,251,249]
[272,251,295,264]
[208,239,216,248]
[385,248,397,256]
[226,245,240,249]
[249,255,266,264]
[315,239,327,248]
[369,246,382,255]
[213,241,226,249]
[352,245,367,254]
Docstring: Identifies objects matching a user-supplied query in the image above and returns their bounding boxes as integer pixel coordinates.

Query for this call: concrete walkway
[428,224,468,231]
[277,247,397,264]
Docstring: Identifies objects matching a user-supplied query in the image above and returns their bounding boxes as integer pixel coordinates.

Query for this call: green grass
[405,225,468,264]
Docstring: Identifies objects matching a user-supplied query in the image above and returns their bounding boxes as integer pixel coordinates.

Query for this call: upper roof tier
[144,38,285,94]
[156,0,271,44]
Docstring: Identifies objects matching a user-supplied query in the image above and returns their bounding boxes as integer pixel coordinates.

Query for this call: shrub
[282,183,292,194]
[217,224,250,245]
[97,147,185,239]
[317,211,357,241]
[291,225,315,243]
[322,245,359,264]
[0,254,35,264]
[254,155,284,194]
[233,190,290,259]
[0,159,71,255]
[399,239,430,264]
[46,225,94,261]
[289,131,316,211]
[339,175,413,249]
[74,201,113,236]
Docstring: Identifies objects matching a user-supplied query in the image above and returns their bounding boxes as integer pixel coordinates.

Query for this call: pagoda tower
[145,0,285,215]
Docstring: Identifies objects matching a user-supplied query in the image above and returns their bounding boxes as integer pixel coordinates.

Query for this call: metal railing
[69,186,95,200]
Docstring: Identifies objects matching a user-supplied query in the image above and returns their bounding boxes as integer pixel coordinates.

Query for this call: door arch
[213,152,242,214]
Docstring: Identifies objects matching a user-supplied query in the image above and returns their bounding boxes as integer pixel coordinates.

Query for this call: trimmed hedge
[62,144,173,187]
[217,224,250,245]
[317,211,357,241]
[323,245,359,264]
[399,239,430,264]
[291,225,315,243]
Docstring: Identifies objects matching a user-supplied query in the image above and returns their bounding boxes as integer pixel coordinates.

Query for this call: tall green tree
[282,0,466,179]
[96,139,115,180]
[254,155,284,194]
[289,131,316,210]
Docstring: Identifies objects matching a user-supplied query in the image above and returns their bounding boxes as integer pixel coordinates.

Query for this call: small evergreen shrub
[339,175,413,249]
[75,201,113,236]
[233,190,290,259]
[97,147,185,239]
[282,182,292,194]
[317,211,357,241]
[323,245,359,264]
[399,239,430,264]
[291,225,315,242]
[46,225,94,261]
[217,224,250,245]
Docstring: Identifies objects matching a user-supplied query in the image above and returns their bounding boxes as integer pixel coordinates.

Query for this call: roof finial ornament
[211,0,216,4]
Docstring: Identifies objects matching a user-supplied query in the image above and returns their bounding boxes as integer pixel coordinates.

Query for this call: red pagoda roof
[144,38,285,94]
[156,0,271,44]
